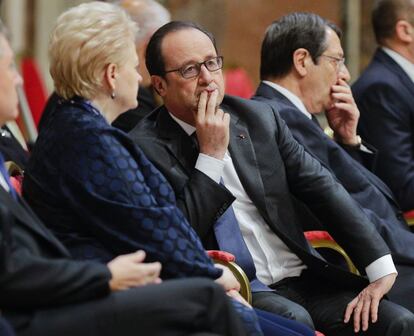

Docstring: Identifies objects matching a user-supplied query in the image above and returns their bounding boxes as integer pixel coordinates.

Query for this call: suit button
[324,264,329,268]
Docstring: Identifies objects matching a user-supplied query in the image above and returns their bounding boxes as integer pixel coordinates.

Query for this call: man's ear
[104,63,118,92]
[292,48,310,77]
[395,20,414,43]
[151,75,167,97]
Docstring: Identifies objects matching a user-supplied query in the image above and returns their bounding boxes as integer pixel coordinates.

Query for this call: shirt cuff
[365,254,397,283]
[195,153,225,184]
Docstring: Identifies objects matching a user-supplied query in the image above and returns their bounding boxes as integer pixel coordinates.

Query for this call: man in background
[353,0,414,211]
[112,0,170,131]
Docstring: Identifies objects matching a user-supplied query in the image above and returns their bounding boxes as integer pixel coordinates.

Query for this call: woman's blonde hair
[49,1,138,100]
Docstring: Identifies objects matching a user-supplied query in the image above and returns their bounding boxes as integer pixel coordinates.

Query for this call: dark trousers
[8,278,247,336]
[270,271,414,336]
[0,317,14,336]
[253,291,314,329]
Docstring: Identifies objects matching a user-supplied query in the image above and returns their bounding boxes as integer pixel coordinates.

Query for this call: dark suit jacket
[0,187,110,328]
[0,126,29,169]
[129,95,391,290]
[23,97,221,281]
[352,48,414,211]
[253,82,414,265]
[112,86,159,132]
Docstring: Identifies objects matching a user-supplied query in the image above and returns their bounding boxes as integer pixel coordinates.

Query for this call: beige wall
[1,0,380,92]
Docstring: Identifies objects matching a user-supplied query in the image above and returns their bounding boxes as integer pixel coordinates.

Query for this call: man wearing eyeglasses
[253,13,414,313]
[130,20,414,335]
[352,0,414,213]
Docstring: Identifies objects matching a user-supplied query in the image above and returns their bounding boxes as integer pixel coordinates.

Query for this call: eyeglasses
[320,54,345,71]
[164,56,224,79]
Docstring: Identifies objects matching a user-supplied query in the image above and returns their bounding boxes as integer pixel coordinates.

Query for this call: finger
[223,111,230,124]
[344,298,357,323]
[332,102,356,114]
[361,297,372,331]
[331,92,353,103]
[205,89,218,120]
[353,298,365,333]
[197,91,208,122]
[370,295,380,323]
[128,250,146,263]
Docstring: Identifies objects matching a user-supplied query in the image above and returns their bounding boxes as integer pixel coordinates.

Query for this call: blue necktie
[0,153,18,200]
[214,183,271,292]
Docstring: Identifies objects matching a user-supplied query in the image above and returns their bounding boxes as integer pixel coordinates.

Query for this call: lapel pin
[237,133,246,139]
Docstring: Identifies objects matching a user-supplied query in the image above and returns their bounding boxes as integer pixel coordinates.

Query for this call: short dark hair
[372,0,414,44]
[260,12,342,80]
[146,20,218,77]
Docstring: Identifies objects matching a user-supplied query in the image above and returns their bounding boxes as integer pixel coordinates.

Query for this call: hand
[227,289,252,308]
[325,78,360,145]
[214,263,241,292]
[107,250,162,291]
[344,273,397,333]
[194,90,230,160]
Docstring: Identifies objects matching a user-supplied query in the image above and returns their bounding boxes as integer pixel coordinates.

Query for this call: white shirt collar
[262,80,312,119]
[382,47,414,83]
[169,112,196,136]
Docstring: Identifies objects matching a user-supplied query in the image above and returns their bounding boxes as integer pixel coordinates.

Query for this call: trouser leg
[12,278,248,336]
[252,291,314,329]
[271,272,414,336]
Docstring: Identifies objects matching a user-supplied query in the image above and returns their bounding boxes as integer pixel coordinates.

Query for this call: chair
[404,210,414,227]
[207,250,252,304]
[5,161,23,196]
[304,230,359,275]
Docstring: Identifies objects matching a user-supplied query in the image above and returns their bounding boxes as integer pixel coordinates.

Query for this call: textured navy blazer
[22,97,220,280]
[253,82,414,266]
[352,49,414,211]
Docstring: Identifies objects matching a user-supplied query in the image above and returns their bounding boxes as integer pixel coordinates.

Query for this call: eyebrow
[175,54,218,68]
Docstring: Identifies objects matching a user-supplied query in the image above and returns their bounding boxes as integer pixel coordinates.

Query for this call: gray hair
[117,0,170,45]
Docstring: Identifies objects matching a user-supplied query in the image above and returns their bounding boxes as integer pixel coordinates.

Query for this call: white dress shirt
[169,111,396,284]
[382,47,414,83]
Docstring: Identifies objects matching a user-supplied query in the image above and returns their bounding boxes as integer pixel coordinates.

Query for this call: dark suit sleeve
[270,107,390,270]
[355,82,414,211]
[0,230,111,309]
[338,140,377,171]
[130,132,235,245]
[169,169,234,243]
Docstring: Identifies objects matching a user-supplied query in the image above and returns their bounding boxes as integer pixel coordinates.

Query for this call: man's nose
[198,64,213,84]
[338,64,351,82]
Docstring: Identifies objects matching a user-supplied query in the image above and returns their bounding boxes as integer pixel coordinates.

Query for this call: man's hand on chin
[194,90,229,160]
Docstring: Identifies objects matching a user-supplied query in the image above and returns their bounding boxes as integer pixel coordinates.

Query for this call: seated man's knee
[252,292,314,328]
[388,308,414,334]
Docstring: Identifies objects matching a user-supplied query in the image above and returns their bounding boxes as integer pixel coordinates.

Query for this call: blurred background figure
[224,65,254,99]
[112,0,170,132]
[353,0,414,212]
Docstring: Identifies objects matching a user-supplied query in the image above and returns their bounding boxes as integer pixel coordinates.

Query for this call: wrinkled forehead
[161,28,217,67]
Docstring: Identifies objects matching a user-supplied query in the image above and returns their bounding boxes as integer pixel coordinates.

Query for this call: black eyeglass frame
[163,56,224,79]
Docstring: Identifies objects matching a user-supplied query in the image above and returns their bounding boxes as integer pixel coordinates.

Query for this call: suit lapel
[376,49,414,97]
[156,107,198,175]
[0,187,69,255]
[226,110,269,221]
